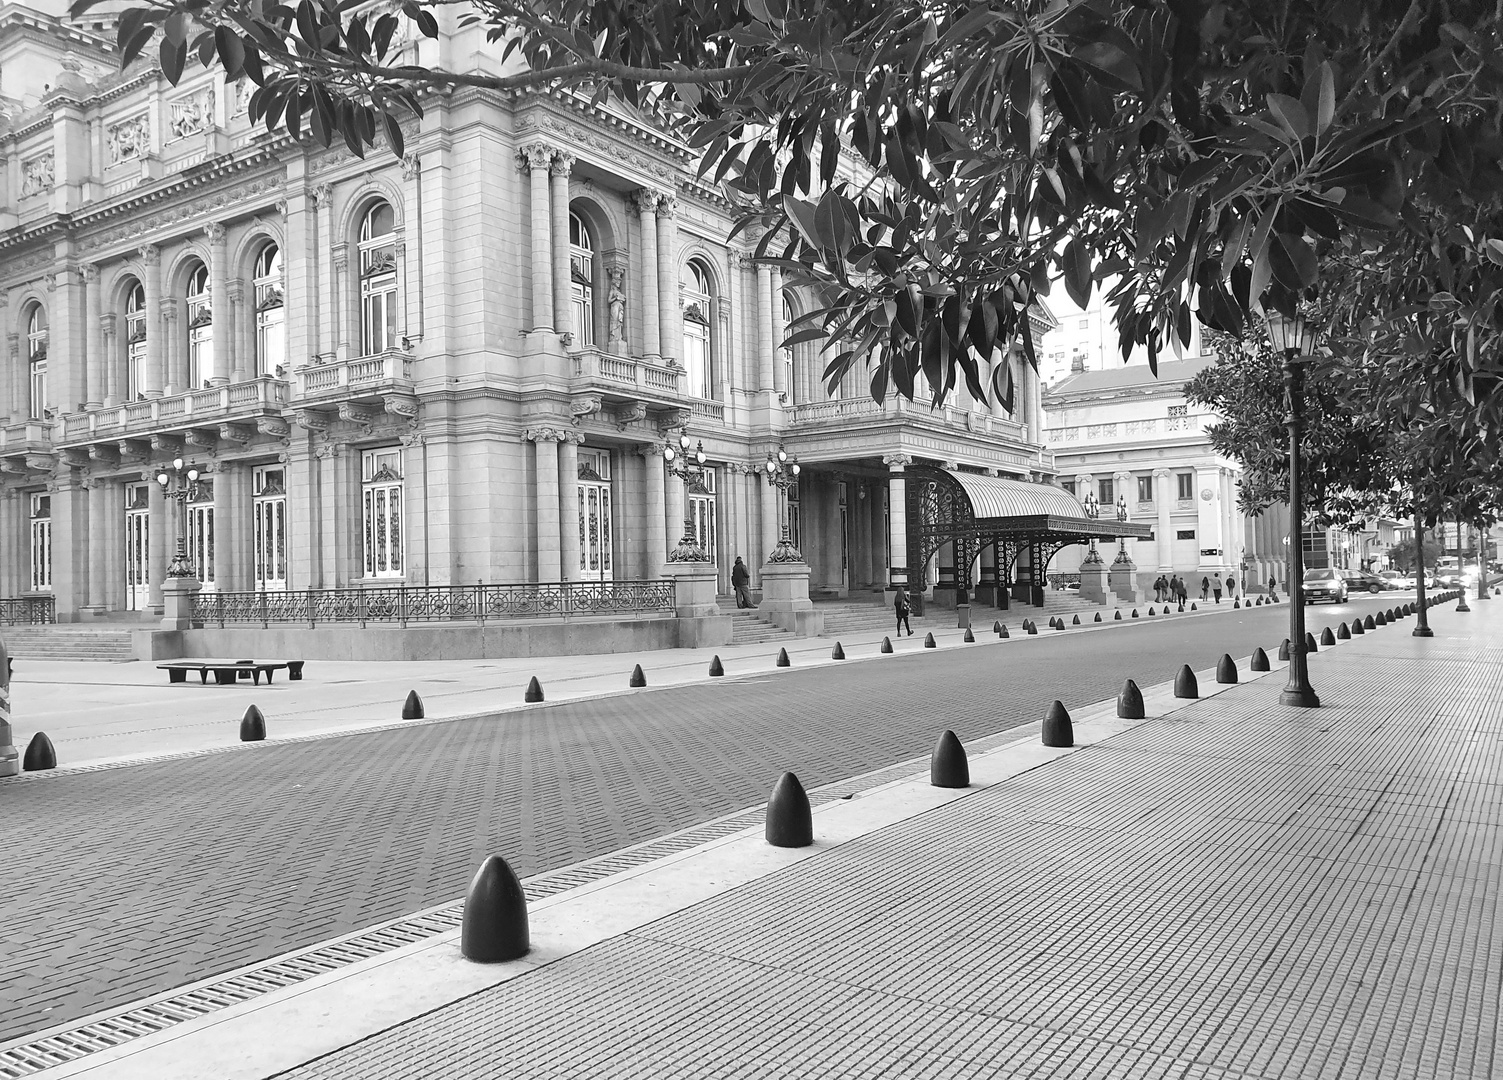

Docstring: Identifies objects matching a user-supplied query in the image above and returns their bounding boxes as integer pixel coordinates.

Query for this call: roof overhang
[940,469,1153,541]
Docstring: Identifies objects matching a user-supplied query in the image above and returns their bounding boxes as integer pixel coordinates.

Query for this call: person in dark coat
[1153,575,1167,603]
[1213,574,1223,603]
[1228,574,1238,599]
[731,556,752,609]
[1174,575,1187,610]
[1201,576,1210,600]
[895,587,913,636]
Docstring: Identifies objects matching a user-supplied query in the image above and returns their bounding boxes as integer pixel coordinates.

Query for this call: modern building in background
[1041,284,1204,390]
[0,2,1057,630]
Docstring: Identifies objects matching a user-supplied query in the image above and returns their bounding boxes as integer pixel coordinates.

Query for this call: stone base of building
[757,560,825,637]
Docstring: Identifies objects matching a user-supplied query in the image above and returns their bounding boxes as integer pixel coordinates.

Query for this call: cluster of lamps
[156,457,203,579]
[764,443,802,563]
[664,431,709,562]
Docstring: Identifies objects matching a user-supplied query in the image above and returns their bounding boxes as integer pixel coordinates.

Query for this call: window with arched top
[682,260,714,399]
[125,281,147,402]
[185,262,212,389]
[569,212,595,348]
[25,304,47,419]
[359,201,399,355]
[254,243,285,376]
[780,294,797,407]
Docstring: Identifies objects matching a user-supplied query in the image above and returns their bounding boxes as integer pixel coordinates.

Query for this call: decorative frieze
[21,152,54,197]
[78,175,286,254]
[107,114,151,165]
[169,87,216,139]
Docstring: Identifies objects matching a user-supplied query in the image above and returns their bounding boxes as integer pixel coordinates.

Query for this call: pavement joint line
[0,646,1287,1078]
[0,601,1269,781]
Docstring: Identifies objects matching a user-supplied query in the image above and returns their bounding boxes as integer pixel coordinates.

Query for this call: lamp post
[155,457,203,580]
[763,442,802,562]
[663,430,709,562]
[1081,489,1102,563]
[1111,493,1131,564]
[1265,309,1320,707]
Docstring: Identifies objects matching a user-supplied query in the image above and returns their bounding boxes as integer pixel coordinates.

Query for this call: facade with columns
[1043,355,1263,593]
[0,5,1057,626]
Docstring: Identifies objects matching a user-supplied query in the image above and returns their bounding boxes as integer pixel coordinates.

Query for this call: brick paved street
[0,596,1400,1042]
[275,598,1502,1080]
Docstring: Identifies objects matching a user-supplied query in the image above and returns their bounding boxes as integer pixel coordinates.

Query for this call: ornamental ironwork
[0,595,56,625]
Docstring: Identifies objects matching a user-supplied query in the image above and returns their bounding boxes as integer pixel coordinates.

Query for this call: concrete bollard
[993,621,1002,634]
[1148,606,1155,616]
[460,855,529,963]
[1191,602,1198,610]
[1256,597,1263,606]
[524,676,545,702]
[1094,612,1102,622]
[709,655,726,676]
[1233,599,1240,609]
[1364,614,1377,630]
[831,642,845,660]
[1042,700,1073,747]
[402,690,424,720]
[22,731,56,771]
[776,647,791,667]
[1320,626,1336,646]
[1054,618,1066,631]
[1117,678,1145,719]
[240,704,266,742]
[1351,619,1364,636]
[963,628,975,643]
[1174,665,1199,698]
[1216,654,1237,684]
[1072,614,1081,625]
[1278,638,1291,660]
[930,730,970,788]
[1456,593,1471,612]
[1374,611,1386,626]
[1305,631,1319,653]
[1131,608,1139,618]
[1250,647,1270,671]
[1000,625,1010,638]
[765,772,813,847]
[923,632,937,648]
[1027,622,1038,635]
[1337,622,1351,640]
[630,664,647,687]
[881,637,893,654]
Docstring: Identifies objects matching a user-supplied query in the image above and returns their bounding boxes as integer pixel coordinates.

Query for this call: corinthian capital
[203,222,227,245]
[630,189,661,217]
[518,141,555,172]
[882,453,913,469]
[550,150,575,177]
[656,193,677,218]
[138,244,160,266]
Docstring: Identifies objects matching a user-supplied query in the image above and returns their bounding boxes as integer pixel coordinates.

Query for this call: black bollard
[1131,608,1139,618]
[1320,626,1336,646]
[1174,664,1199,698]
[240,704,266,742]
[524,676,545,702]
[1364,614,1377,629]
[1072,614,1081,625]
[1191,602,1198,610]
[1250,647,1270,671]
[993,621,1002,634]
[963,627,976,643]
[1148,606,1156,616]
[1216,654,1237,684]
[1350,619,1364,636]
[923,632,937,648]
[881,636,893,653]
[460,855,529,963]
[709,655,726,676]
[1375,611,1386,626]
[1000,625,1010,638]
[930,730,970,788]
[1042,700,1074,747]
[629,664,647,687]
[402,690,424,720]
[1027,622,1038,635]
[1337,622,1351,640]
[1094,612,1102,622]
[1117,678,1145,719]
[22,731,56,771]
[831,642,845,660]
[765,772,813,847]
[1234,599,1241,609]
[776,647,791,667]
[1114,610,1122,620]
[1305,631,1319,653]
[1278,638,1291,661]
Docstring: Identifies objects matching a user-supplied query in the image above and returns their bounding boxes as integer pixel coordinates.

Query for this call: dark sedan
[1342,569,1388,594]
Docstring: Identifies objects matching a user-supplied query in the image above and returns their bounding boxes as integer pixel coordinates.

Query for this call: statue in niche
[606,266,627,347]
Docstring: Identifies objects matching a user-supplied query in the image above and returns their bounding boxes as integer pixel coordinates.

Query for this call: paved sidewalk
[40,592,1498,1079]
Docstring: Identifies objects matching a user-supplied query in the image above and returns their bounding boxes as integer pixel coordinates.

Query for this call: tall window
[688,467,717,561]
[187,480,215,588]
[780,294,797,406]
[125,281,147,401]
[1176,471,1194,501]
[253,465,288,591]
[25,305,47,419]
[359,202,399,356]
[569,212,595,347]
[362,448,404,579]
[682,260,714,399]
[786,480,801,548]
[185,262,212,389]
[578,450,612,582]
[1137,475,1153,503]
[254,244,285,376]
[29,493,51,592]
[1098,478,1114,506]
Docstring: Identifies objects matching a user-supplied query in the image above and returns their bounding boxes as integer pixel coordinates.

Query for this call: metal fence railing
[0,595,56,625]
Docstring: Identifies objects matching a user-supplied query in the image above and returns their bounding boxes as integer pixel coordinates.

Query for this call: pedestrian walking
[1175,576,1186,610]
[895,587,913,637]
[1268,574,1278,594]
[1153,575,1167,603]
[1201,576,1210,601]
[1228,574,1238,599]
[1213,574,1223,603]
[731,556,752,609]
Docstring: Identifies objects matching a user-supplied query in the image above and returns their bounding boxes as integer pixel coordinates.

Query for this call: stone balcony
[785,396,1050,474]
[294,349,415,407]
[0,419,56,479]
[56,379,290,462]
[571,347,687,408]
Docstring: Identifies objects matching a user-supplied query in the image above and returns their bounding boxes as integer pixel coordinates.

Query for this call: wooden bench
[157,660,292,686]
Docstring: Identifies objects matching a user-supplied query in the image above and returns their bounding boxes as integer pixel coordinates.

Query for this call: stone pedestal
[1078,557,1111,604]
[661,562,731,648]
[1109,554,1142,604]
[955,603,971,630]
[758,560,824,637]
[160,576,204,631]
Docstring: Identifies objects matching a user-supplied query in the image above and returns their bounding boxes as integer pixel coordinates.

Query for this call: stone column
[559,432,582,581]
[1154,468,1173,571]
[760,474,779,567]
[640,445,667,575]
[159,300,179,394]
[140,244,163,396]
[331,247,351,360]
[212,462,237,590]
[206,222,230,384]
[228,279,250,381]
[1114,469,1135,574]
[666,469,686,552]
[632,190,661,358]
[101,314,118,406]
[518,143,555,333]
[656,195,678,364]
[756,264,775,390]
[83,264,102,409]
[0,491,16,597]
[312,183,333,357]
[85,479,109,612]
[770,266,787,398]
[884,453,911,590]
[550,151,574,342]
[527,429,563,582]
[147,471,167,611]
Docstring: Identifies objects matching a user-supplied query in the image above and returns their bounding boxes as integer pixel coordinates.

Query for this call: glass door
[253,466,288,591]
[124,483,150,610]
[577,450,613,582]
[688,468,718,564]
[29,493,51,592]
[188,484,215,590]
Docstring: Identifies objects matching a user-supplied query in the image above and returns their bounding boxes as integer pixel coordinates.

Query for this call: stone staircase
[814,599,930,639]
[0,626,137,662]
[724,608,799,646]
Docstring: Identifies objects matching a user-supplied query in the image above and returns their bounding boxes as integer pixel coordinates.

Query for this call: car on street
[1303,567,1349,604]
[1341,569,1388,594]
[1379,570,1415,589]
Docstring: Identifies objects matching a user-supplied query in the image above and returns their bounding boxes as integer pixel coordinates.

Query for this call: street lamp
[1081,489,1103,563]
[1264,308,1321,707]
[1112,493,1131,564]
[156,457,203,579]
[763,442,802,562]
[663,430,709,562]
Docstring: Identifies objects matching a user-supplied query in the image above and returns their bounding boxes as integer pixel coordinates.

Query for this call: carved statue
[606,266,627,346]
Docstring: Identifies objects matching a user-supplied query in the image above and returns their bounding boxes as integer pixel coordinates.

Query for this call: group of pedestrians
[1152,572,1243,607]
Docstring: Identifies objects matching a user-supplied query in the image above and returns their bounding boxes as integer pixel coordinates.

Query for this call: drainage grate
[0,747,966,1078]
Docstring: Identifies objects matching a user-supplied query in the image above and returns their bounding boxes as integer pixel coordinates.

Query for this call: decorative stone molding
[383,396,419,420]
[78,175,287,254]
[108,114,151,165]
[168,88,215,139]
[150,434,184,456]
[637,443,667,459]
[138,244,161,266]
[882,453,913,469]
[219,422,254,445]
[60,448,90,470]
[88,444,120,468]
[82,263,100,284]
[400,153,419,180]
[1153,467,1172,478]
[550,151,575,177]
[314,438,342,460]
[159,298,179,324]
[399,430,427,449]
[21,152,54,197]
[312,183,333,209]
[569,395,602,425]
[294,409,332,433]
[614,401,647,430]
[518,142,555,172]
[516,113,680,183]
[655,408,692,434]
[338,402,378,434]
[119,440,151,463]
[256,416,291,438]
[522,427,566,443]
[629,189,661,216]
[185,429,218,453]
[203,222,227,244]
[656,194,677,218]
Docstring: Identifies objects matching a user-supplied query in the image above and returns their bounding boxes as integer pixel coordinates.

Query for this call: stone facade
[0,5,1056,625]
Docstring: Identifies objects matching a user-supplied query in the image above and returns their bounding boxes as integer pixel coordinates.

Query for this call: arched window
[780,294,797,407]
[185,262,212,389]
[682,260,714,399]
[569,212,595,347]
[253,243,285,376]
[125,281,147,402]
[25,304,47,419]
[358,202,399,356]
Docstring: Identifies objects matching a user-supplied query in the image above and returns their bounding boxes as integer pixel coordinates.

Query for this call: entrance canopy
[942,471,1152,541]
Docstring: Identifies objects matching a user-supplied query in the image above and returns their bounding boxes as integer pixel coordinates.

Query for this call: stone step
[0,627,136,661]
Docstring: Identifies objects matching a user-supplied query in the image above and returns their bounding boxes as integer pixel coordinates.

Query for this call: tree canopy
[76,0,1503,425]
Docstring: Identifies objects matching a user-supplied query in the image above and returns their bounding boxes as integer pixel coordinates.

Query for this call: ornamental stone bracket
[293,409,332,433]
[117,439,148,464]
[184,429,218,455]
[383,395,419,422]
[59,448,90,470]
[89,444,120,469]
[614,401,648,431]
[338,402,379,436]
[569,395,602,426]
[149,433,184,457]
[256,417,292,439]
[655,408,692,435]
[219,422,255,446]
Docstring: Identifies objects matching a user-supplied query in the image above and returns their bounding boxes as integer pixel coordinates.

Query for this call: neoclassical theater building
[0,2,1062,631]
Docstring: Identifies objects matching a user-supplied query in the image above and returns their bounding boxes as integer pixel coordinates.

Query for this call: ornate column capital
[82,263,100,284]
[562,430,586,445]
[158,298,179,323]
[401,153,419,180]
[882,453,913,470]
[312,183,333,209]
[522,426,565,443]
[518,141,555,172]
[1153,467,1172,479]
[549,150,575,177]
[226,278,245,305]
[203,221,227,245]
[99,312,117,337]
[630,189,662,217]
[656,193,677,218]
[138,244,160,266]
[637,443,667,459]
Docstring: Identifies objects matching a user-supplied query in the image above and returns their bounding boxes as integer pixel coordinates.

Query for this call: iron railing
[0,595,56,625]
[191,580,677,628]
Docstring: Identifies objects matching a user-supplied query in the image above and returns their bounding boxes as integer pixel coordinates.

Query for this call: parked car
[1303,567,1349,604]
[1379,570,1415,589]
[1341,569,1387,594]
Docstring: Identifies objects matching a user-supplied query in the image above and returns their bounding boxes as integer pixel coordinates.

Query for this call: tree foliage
[75,0,1503,422]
